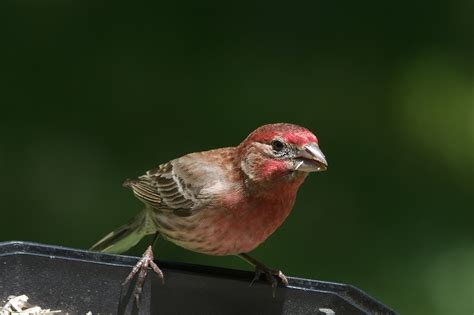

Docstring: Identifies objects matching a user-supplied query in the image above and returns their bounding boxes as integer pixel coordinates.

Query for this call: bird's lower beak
[294,143,328,172]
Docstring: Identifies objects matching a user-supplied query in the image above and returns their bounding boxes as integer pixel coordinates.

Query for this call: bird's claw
[122,245,164,305]
[250,264,288,297]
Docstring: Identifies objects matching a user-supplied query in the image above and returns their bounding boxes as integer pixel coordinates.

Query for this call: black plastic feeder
[0,241,396,314]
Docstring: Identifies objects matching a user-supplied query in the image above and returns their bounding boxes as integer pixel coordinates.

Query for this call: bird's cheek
[260,160,290,179]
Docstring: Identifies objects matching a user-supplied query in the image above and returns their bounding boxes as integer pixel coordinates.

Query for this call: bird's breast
[156,183,300,256]
[210,193,297,255]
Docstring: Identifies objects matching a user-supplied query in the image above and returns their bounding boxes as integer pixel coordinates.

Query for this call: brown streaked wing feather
[126,148,237,216]
[126,160,203,216]
[126,179,162,209]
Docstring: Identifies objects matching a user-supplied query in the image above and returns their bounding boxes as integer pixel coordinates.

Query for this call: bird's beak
[294,143,328,172]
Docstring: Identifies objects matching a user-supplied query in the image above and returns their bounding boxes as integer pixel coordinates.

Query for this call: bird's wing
[124,151,231,216]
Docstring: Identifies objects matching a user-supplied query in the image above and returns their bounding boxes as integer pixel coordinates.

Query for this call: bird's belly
[154,200,294,256]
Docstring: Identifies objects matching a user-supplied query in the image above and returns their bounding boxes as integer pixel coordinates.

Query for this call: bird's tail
[89,209,156,254]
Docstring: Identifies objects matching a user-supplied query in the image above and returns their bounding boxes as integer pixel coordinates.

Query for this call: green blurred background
[1,1,472,314]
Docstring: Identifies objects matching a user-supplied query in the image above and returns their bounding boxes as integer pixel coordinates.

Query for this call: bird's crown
[242,123,318,147]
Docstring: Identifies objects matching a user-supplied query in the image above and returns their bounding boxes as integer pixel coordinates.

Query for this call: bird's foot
[122,245,164,305]
[250,263,288,297]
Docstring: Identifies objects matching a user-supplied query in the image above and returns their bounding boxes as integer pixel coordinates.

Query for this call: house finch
[90,123,327,302]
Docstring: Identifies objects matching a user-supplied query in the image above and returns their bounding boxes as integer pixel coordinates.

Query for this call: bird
[90,123,328,303]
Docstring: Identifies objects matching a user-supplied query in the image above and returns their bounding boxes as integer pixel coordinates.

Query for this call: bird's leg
[122,232,164,305]
[238,253,288,296]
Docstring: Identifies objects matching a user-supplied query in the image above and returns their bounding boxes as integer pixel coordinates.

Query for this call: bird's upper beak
[294,143,328,172]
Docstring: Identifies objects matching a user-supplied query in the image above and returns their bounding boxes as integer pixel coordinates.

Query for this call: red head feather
[242,123,318,147]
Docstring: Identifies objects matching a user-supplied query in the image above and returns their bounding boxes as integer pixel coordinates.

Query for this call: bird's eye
[271,140,285,152]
